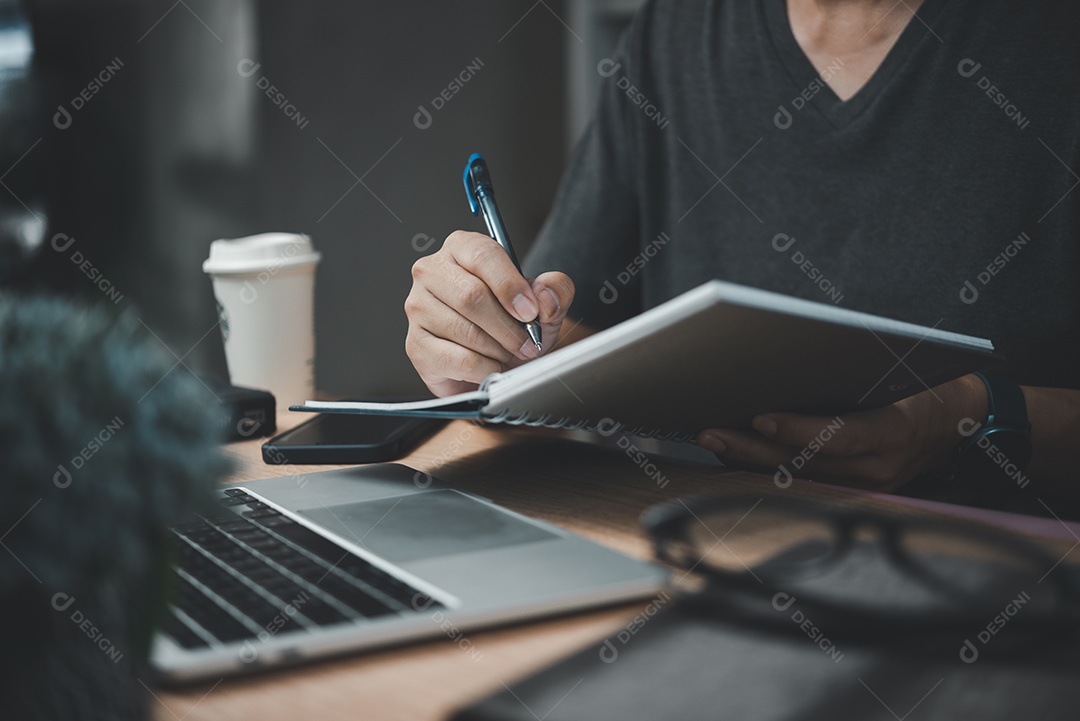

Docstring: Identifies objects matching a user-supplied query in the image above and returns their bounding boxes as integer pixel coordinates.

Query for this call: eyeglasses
[641,494,1080,646]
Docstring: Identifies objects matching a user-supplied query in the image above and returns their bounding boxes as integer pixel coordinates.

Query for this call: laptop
[153,463,667,683]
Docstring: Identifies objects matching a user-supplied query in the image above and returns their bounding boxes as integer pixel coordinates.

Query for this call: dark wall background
[253,3,570,396]
[3,0,586,397]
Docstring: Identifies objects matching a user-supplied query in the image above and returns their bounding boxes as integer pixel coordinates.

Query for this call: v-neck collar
[762,0,950,128]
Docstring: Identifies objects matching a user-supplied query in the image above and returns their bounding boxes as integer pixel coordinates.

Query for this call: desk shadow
[429,429,744,532]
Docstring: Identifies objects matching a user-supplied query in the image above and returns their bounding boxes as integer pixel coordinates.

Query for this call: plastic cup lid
[203,233,321,275]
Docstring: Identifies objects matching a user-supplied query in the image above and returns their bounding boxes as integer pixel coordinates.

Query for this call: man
[405,0,1080,500]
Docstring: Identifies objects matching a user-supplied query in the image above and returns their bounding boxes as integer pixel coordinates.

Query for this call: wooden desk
[152,419,1074,721]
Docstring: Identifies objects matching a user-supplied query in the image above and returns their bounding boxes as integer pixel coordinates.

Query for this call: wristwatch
[954,373,1033,491]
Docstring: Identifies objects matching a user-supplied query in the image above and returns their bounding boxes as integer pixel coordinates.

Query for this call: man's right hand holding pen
[405,230,577,398]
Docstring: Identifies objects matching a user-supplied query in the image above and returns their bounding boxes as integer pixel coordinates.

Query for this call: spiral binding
[481,406,695,443]
[478,373,694,441]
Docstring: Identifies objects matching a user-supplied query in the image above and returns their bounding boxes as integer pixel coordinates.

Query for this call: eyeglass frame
[641,493,1080,643]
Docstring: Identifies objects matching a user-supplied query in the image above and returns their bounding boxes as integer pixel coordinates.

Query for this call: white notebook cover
[294,281,996,441]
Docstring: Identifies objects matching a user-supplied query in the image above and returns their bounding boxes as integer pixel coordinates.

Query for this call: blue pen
[463,153,543,352]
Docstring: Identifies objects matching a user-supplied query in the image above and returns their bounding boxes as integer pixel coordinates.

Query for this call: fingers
[404,287,516,397]
[411,236,535,362]
[530,272,575,353]
[531,272,575,325]
[698,428,803,470]
[417,257,534,357]
[445,231,540,323]
[696,427,910,491]
[406,289,516,364]
[405,326,503,397]
[750,407,907,458]
[406,230,573,397]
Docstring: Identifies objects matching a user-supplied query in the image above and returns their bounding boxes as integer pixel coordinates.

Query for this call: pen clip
[463,152,491,216]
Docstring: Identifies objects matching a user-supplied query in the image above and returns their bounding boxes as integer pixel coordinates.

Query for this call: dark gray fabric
[524,0,1080,387]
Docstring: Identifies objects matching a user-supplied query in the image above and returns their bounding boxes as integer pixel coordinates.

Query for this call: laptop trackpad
[298,489,557,564]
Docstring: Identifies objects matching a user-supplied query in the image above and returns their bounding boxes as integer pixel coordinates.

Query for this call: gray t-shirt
[524,0,1080,387]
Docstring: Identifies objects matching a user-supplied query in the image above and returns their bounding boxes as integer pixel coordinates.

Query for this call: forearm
[1023,386,1080,497]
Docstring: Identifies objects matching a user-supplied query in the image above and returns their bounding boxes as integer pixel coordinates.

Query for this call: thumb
[531,271,575,325]
[529,272,575,355]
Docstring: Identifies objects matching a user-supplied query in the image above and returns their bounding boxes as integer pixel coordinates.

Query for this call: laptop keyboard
[164,488,442,650]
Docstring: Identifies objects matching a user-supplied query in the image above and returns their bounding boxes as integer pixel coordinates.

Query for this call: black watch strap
[954,374,1032,492]
[979,372,1030,432]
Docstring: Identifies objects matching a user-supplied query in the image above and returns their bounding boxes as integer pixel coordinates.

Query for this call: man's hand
[405,230,576,397]
[696,375,989,491]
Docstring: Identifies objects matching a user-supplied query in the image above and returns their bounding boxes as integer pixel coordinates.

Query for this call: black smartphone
[262,413,445,465]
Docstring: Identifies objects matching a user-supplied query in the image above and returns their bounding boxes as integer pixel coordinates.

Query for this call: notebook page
[295,391,488,414]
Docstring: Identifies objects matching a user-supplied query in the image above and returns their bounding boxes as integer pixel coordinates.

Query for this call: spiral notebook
[292,281,997,441]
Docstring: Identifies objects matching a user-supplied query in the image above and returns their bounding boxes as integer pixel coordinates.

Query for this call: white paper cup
[203,233,321,407]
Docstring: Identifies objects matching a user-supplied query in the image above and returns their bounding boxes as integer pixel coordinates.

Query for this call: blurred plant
[0,295,231,720]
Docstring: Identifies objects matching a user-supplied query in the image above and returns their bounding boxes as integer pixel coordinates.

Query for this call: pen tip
[526,324,543,353]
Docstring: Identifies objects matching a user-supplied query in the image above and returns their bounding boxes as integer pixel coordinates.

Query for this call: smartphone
[262,413,446,465]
